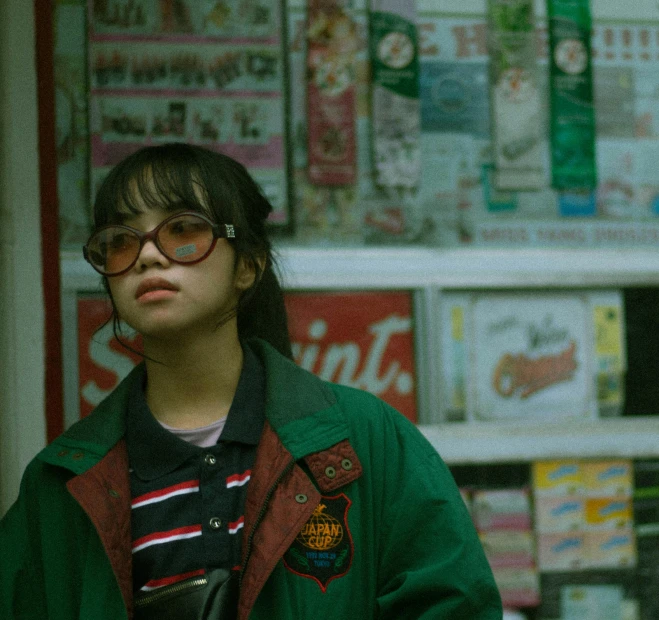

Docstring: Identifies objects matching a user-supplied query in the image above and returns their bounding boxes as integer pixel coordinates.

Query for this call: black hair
[91,143,292,359]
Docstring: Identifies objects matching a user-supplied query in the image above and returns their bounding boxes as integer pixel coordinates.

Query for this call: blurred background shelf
[62,249,659,464]
[63,246,659,290]
[419,416,659,464]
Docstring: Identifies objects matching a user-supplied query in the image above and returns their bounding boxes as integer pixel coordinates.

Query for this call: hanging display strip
[547,0,597,190]
[87,0,292,226]
[368,0,421,191]
[306,0,358,186]
[487,0,544,190]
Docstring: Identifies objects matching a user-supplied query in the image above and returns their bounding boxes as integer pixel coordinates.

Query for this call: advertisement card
[284,291,418,422]
[467,293,596,422]
[88,0,292,227]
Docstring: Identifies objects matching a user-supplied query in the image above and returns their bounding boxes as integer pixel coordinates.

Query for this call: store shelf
[419,416,659,464]
[274,246,659,289]
[62,246,659,290]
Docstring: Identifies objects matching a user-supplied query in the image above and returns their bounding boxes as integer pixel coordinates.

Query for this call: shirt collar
[127,344,265,481]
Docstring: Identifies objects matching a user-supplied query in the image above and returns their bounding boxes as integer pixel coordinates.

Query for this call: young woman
[0,144,502,619]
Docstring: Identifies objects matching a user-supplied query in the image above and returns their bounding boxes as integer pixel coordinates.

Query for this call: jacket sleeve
[0,462,49,620]
[372,403,503,620]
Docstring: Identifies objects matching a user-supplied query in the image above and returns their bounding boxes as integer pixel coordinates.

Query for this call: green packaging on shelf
[487,0,544,190]
[369,0,420,190]
[547,0,597,190]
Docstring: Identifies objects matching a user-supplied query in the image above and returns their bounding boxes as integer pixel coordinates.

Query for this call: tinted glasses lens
[158,214,214,263]
[87,228,140,275]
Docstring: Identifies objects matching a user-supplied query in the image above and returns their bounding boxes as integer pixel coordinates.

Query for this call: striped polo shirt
[126,346,265,593]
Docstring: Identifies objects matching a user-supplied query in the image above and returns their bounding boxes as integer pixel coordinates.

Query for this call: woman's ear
[234,254,265,292]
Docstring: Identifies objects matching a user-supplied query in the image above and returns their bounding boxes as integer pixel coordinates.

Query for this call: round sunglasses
[83,211,236,277]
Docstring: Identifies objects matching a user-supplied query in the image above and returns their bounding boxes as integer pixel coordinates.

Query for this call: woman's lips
[135,277,179,300]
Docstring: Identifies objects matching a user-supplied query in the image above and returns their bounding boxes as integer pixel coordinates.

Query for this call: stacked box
[472,488,540,608]
[533,460,636,571]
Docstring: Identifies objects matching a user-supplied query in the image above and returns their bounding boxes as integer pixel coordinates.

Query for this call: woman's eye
[110,234,129,248]
[170,221,188,234]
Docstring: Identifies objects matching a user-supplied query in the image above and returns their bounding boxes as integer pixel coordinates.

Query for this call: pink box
[472,489,532,531]
[537,533,587,572]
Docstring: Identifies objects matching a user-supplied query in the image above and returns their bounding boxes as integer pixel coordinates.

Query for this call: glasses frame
[83,211,236,277]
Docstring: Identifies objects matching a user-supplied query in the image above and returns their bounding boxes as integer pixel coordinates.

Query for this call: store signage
[285,291,418,422]
[76,291,417,422]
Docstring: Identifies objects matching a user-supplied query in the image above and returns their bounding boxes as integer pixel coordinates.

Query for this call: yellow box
[535,497,585,533]
[585,530,636,569]
[582,461,633,497]
[584,497,633,530]
[533,461,583,496]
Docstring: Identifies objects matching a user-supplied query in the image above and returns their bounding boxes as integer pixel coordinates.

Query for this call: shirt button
[325,466,336,479]
[204,454,217,466]
[295,494,308,504]
[341,458,353,471]
[209,517,222,530]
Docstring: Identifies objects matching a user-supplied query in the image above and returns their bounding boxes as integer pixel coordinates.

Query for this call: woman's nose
[135,238,170,271]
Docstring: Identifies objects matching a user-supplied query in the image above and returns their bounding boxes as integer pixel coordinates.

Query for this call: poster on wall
[87,0,292,227]
[284,290,418,422]
[74,290,418,423]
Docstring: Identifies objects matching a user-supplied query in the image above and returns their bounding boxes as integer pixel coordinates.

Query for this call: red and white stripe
[132,525,202,554]
[228,516,244,534]
[140,569,206,592]
[226,470,251,488]
[132,480,200,509]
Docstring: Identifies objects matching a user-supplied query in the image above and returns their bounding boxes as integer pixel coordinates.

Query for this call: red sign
[76,291,418,423]
[285,291,417,422]
[77,295,142,418]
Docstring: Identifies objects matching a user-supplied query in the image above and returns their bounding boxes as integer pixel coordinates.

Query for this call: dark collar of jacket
[35,338,363,620]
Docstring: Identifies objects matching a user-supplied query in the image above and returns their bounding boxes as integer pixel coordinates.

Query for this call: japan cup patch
[283,493,353,592]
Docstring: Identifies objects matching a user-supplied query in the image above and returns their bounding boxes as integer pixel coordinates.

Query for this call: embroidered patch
[283,493,353,592]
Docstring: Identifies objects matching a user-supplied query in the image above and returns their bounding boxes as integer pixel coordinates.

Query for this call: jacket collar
[38,339,350,473]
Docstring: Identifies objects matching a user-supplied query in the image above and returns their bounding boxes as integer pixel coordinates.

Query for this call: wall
[0,0,46,516]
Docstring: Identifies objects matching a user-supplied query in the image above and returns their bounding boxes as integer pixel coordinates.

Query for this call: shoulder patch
[282,493,353,592]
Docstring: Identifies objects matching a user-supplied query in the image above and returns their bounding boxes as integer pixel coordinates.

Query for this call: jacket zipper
[134,576,208,608]
[239,459,295,588]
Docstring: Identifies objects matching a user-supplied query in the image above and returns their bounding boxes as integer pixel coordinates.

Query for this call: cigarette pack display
[472,488,532,531]
[492,567,541,609]
[533,460,584,497]
[535,497,585,533]
[583,461,634,497]
[439,291,625,423]
[585,530,637,569]
[537,532,587,571]
[584,497,634,531]
[480,530,536,568]
[561,585,624,620]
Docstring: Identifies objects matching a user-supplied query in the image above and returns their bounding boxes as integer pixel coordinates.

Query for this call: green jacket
[1,339,502,619]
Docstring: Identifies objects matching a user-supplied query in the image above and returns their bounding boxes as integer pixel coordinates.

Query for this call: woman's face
[107,204,254,342]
